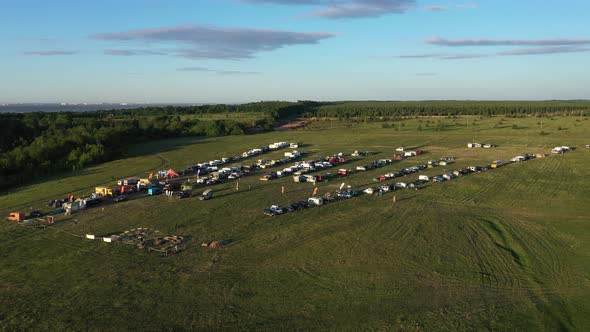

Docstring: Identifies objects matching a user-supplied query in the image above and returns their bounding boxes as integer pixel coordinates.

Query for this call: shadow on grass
[0,136,208,199]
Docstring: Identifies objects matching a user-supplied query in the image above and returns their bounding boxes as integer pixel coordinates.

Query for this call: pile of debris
[201,239,231,249]
[139,235,185,256]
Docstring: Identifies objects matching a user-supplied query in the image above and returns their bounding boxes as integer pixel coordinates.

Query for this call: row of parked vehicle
[262,152,350,182]
[551,146,575,154]
[263,146,575,217]
[179,141,296,177]
[263,189,360,216]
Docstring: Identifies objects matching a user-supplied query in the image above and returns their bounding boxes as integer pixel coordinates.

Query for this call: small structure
[166,169,180,179]
[208,239,230,249]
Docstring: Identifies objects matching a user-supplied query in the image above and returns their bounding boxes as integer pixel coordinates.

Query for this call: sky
[0,0,589,103]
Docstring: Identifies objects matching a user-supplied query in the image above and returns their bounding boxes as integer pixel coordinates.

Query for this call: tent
[166,169,179,178]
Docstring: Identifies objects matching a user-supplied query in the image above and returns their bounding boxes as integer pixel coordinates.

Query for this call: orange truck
[7,212,25,222]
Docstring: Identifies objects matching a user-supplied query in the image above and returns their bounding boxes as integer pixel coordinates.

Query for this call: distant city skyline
[1,0,589,103]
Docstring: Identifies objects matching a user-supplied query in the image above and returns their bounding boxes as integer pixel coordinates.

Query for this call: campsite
[1,115,590,330]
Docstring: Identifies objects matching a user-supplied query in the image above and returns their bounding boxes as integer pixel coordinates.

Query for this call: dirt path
[274,119,310,131]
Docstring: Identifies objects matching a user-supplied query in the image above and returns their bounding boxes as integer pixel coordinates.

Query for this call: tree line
[310,101,590,118]
[0,101,293,190]
[2,100,588,190]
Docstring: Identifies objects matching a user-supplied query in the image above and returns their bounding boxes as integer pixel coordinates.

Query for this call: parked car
[273,204,285,213]
[176,190,191,199]
[113,195,127,202]
[29,210,43,218]
[199,189,213,200]
[263,209,280,216]
[337,190,358,199]
[432,176,445,182]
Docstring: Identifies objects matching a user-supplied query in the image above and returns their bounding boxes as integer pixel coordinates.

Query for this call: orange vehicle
[7,212,25,222]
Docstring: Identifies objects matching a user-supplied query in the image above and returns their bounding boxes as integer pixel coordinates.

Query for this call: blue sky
[1,0,589,103]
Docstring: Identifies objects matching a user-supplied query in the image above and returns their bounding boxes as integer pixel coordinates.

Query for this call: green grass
[1,116,589,330]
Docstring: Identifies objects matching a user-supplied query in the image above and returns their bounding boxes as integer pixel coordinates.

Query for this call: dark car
[29,210,43,218]
[297,200,310,208]
[176,190,191,199]
[113,195,127,203]
[337,190,358,199]
[86,197,102,206]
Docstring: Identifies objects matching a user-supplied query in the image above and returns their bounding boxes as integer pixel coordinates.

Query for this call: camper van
[308,197,324,206]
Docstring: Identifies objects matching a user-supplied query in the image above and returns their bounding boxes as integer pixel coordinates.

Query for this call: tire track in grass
[458,170,506,204]
[467,212,575,329]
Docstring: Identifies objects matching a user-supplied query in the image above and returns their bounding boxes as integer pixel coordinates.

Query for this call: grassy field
[1,116,589,330]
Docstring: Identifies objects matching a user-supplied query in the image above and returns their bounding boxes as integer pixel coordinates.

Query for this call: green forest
[1,100,589,190]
